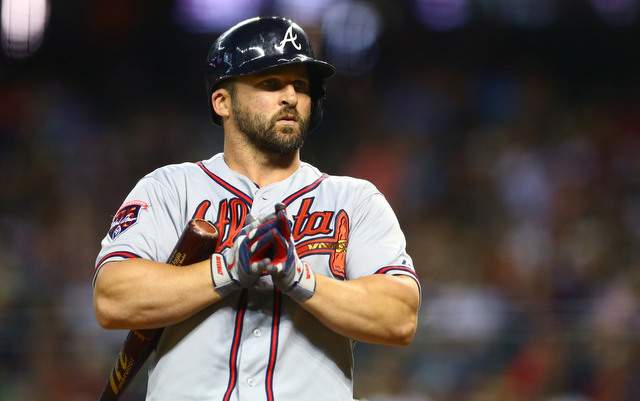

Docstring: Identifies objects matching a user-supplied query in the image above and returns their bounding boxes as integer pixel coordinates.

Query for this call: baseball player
[93,16,421,400]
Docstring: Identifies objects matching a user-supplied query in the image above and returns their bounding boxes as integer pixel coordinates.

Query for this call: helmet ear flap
[308,81,326,132]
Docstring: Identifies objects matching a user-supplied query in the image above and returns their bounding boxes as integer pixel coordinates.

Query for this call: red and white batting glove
[210,213,280,297]
[251,205,316,303]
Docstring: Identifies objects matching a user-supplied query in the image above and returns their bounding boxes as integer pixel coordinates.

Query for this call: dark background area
[2,0,640,400]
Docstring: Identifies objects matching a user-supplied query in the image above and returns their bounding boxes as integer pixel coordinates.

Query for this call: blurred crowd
[2,11,640,401]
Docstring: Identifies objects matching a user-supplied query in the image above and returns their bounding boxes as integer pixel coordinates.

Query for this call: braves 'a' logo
[275,25,302,51]
[109,200,149,241]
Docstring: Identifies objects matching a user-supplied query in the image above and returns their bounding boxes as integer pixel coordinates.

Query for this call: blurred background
[2,0,640,400]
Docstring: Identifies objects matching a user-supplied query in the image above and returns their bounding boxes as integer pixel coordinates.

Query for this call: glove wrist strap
[210,253,238,298]
[284,262,316,303]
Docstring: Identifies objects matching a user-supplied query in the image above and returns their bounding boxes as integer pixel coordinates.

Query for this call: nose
[280,84,298,107]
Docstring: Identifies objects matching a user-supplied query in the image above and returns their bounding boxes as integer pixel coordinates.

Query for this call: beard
[231,98,310,155]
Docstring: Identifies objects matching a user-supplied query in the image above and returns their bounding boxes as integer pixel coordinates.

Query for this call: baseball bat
[98,219,219,401]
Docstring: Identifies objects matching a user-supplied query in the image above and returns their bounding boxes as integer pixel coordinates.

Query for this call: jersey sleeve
[345,188,421,292]
[92,174,184,286]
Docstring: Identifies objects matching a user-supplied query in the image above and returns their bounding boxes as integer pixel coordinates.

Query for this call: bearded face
[231,94,310,155]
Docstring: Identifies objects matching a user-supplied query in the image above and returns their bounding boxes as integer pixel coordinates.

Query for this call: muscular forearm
[300,274,420,346]
[93,259,222,330]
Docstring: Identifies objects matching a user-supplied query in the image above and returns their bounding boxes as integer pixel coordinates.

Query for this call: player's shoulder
[327,175,378,193]
[324,173,376,187]
[142,154,223,183]
[140,162,199,186]
[302,163,381,198]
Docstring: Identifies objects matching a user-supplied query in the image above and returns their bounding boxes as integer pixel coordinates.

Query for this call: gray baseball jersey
[94,153,420,401]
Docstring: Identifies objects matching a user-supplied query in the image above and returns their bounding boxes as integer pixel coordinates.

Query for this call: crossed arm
[302,273,420,346]
[93,258,220,330]
[93,258,420,346]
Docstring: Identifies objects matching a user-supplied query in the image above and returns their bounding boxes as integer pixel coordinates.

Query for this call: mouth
[276,114,298,124]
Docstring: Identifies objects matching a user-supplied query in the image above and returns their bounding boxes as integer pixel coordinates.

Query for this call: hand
[252,205,316,303]
[210,212,280,297]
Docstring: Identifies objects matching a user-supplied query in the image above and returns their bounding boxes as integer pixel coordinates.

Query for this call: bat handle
[97,391,115,401]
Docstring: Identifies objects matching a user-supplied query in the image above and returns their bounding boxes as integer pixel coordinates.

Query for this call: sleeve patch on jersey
[108,200,149,241]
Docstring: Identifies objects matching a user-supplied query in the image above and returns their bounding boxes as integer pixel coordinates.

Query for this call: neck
[223,136,301,188]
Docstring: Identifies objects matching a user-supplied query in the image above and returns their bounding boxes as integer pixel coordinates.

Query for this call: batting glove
[210,213,280,297]
[252,205,316,303]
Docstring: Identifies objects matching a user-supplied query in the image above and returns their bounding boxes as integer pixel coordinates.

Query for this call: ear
[211,88,231,120]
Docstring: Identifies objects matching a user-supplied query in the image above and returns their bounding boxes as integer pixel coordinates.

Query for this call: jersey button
[253,329,262,337]
[247,377,257,387]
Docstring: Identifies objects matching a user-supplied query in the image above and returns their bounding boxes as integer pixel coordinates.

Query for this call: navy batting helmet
[205,16,335,131]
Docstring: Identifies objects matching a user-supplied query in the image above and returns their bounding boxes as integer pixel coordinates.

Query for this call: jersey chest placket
[229,187,285,400]
[231,283,281,400]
